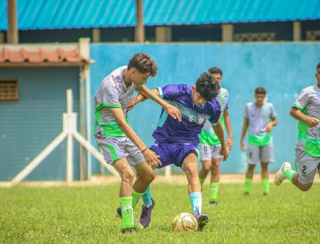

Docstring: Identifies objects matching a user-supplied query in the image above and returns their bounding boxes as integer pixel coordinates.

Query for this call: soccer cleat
[116,207,122,218]
[121,227,137,233]
[274,162,291,186]
[209,200,218,206]
[243,192,249,196]
[263,193,268,196]
[194,214,209,231]
[140,198,156,228]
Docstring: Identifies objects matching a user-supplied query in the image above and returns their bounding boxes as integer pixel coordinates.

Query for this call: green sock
[199,177,206,188]
[284,168,298,182]
[132,189,144,209]
[210,183,220,200]
[244,178,252,193]
[120,197,134,229]
[262,178,269,194]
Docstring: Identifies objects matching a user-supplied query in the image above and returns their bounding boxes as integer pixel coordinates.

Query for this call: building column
[7,0,19,43]
[155,26,171,42]
[222,24,233,42]
[92,28,101,43]
[0,32,5,43]
[293,21,301,41]
[79,38,91,180]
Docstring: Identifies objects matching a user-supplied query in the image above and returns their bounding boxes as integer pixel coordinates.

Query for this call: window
[306,31,320,41]
[234,32,275,42]
[0,79,19,101]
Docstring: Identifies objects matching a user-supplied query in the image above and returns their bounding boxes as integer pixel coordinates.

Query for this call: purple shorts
[150,141,198,168]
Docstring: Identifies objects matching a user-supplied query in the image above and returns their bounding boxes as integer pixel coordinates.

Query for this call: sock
[120,196,134,229]
[199,177,206,187]
[262,178,269,194]
[132,189,144,209]
[210,183,220,201]
[244,178,252,193]
[189,192,202,216]
[284,168,298,182]
[142,185,152,207]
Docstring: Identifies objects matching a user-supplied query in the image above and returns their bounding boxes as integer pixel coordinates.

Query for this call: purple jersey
[153,84,221,144]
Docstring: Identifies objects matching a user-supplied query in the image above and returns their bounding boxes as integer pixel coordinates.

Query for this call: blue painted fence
[90,43,320,174]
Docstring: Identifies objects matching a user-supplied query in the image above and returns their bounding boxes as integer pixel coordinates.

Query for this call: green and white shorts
[246,144,274,165]
[199,144,221,160]
[95,136,145,166]
[295,148,320,184]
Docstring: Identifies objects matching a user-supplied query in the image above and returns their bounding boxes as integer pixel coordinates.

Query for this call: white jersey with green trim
[94,66,136,137]
[198,87,229,146]
[243,102,277,146]
[292,84,320,157]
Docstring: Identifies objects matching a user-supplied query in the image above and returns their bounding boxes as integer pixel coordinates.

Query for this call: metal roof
[0,0,320,30]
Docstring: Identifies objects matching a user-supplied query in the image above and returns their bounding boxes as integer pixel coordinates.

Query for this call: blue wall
[90,43,320,174]
[0,67,80,181]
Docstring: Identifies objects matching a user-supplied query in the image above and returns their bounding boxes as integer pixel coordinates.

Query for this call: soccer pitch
[0,182,319,244]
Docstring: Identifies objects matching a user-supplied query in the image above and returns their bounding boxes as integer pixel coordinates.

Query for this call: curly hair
[195,72,221,101]
[127,52,158,77]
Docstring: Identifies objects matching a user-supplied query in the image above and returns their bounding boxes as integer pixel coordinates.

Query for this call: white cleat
[274,162,291,186]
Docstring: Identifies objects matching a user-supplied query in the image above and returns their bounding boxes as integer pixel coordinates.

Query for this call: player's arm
[240,118,248,151]
[131,86,182,122]
[290,107,320,127]
[212,121,229,161]
[223,109,233,150]
[265,117,277,132]
[109,107,162,168]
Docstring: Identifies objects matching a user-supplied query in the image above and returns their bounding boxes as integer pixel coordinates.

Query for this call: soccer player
[198,67,233,205]
[94,53,181,233]
[274,62,320,191]
[128,72,230,231]
[240,87,277,196]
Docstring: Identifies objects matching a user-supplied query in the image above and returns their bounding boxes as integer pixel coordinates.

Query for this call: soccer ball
[171,212,198,232]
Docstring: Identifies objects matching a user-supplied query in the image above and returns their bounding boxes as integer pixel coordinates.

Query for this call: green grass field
[0,182,319,244]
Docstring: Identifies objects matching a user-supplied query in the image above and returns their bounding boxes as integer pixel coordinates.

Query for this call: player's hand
[164,104,182,122]
[143,149,162,168]
[227,137,233,150]
[219,145,229,161]
[306,117,320,128]
[126,97,139,111]
[240,141,245,151]
[265,123,273,132]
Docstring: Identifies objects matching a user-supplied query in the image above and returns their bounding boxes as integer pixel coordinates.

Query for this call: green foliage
[0,183,319,244]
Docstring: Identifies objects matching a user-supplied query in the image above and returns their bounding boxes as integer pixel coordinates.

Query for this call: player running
[127,72,230,231]
[274,62,320,191]
[94,53,181,233]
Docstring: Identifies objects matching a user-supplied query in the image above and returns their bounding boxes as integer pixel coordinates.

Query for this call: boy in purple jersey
[127,72,230,231]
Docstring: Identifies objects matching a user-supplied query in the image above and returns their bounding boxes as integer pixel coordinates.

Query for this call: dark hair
[195,72,221,101]
[127,52,158,77]
[208,67,223,76]
[255,87,267,95]
[317,62,320,70]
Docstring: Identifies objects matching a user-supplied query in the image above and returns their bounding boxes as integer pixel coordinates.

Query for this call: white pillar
[222,24,234,42]
[293,21,301,41]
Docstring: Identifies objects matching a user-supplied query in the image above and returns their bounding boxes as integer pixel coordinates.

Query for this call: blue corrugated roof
[0,0,320,30]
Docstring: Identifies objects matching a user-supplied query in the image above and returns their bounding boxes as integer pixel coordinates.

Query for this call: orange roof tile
[0,47,90,65]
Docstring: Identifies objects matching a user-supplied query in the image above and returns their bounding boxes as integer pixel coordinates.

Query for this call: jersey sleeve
[292,88,309,111]
[243,104,249,119]
[157,84,183,101]
[101,79,121,108]
[269,103,277,118]
[225,90,229,110]
[209,101,221,126]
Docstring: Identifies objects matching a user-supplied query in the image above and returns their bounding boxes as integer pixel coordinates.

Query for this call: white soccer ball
[171,212,198,232]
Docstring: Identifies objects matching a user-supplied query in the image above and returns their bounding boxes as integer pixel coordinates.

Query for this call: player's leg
[209,158,220,205]
[209,145,221,205]
[112,158,136,233]
[180,150,208,231]
[260,162,269,195]
[198,144,213,189]
[275,149,318,191]
[244,145,259,195]
[96,137,136,233]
